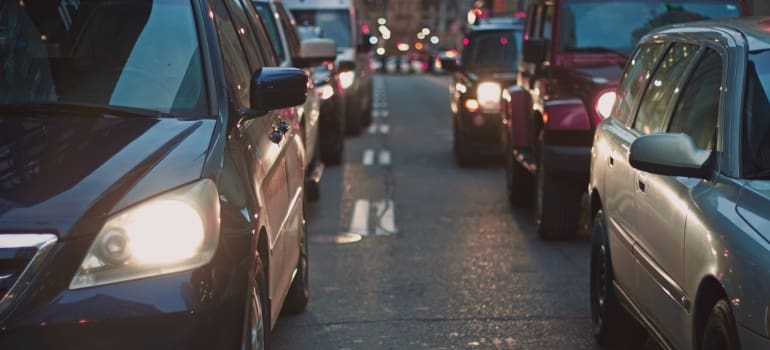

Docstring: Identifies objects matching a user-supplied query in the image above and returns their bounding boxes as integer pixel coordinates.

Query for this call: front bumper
[456,110,503,154]
[0,237,248,350]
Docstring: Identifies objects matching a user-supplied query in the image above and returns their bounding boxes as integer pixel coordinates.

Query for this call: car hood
[736,180,770,243]
[0,116,216,239]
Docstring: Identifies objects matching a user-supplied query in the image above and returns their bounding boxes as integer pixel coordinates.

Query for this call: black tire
[320,136,344,166]
[535,134,581,239]
[345,101,362,136]
[453,121,473,166]
[701,300,740,350]
[590,210,643,348]
[242,257,269,350]
[505,137,533,207]
[282,211,309,314]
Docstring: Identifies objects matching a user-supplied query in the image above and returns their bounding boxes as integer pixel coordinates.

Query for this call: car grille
[0,234,57,315]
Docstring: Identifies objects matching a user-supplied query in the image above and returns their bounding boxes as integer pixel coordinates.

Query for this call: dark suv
[442,20,524,165]
[0,0,330,348]
[503,0,743,239]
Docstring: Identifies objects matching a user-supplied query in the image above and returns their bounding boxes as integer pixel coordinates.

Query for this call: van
[282,0,374,135]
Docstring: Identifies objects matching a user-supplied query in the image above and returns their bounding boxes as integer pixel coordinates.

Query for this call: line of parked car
[443,0,770,349]
[0,0,372,349]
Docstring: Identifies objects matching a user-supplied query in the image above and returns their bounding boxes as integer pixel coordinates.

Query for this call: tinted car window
[0,0,207,116]
[463,30,521,73]
[254,2,287,62]
[614,43,666,124]
[276,4,301,56]
[291,9,352,49]
[560,1,741,55]
[634,43,698,134]
[225,0,265,70]
[744,50,770,172]
[214,0,254,108]
[668,48,722,150]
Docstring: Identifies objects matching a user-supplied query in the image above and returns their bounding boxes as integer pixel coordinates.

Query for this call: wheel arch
[693,275,728,349]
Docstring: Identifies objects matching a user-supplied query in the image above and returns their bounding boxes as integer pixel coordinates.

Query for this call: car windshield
[743,50,770,176]
[0,0,207,117]
[291,9,352,49]
[560,1,742,55]
[463,30,521,73]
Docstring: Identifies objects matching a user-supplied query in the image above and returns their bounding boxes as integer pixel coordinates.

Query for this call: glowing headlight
[70,179,220,289]
[477,82,502,112]
[315,84,335,100]
[339,71,355,89]
[596,91,617,119]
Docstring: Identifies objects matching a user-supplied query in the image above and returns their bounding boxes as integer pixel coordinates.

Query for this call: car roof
[652,17,770,52]
[468,21,524,33]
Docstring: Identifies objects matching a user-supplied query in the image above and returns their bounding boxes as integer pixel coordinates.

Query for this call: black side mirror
[523,38,547,63]
[629,133,713,178]
[357,34,373,52]
[250,67,308,114]
[439,57,460,72]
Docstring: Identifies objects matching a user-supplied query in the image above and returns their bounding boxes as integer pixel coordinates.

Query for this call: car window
[613,43,667,124]
[668,48,722,150]
[239,0,280,66]
[214,0,253,108]
[292,9,353,48]
[542,5,554,60]
[254,2,287,62]
[633,43,698,134]
[0,0,207,116]
[744,50,770,173]
[463,30,521,73]
[275,4,301,57]
[224,0,265,70]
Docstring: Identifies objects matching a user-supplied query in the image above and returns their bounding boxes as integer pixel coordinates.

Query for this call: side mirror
[439,57,459,72]
[522,38,547,63]
[294,38,337,68]
[357,34,373,52]
[250,67,308,114]
[629,133,713,178]
[338,60,356,72]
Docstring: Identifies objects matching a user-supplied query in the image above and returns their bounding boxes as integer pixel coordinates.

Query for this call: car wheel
[282,211,309,314]
[505,141,533,208]
[590,210,642,347]
[346,101,362,136]
[242,257,269,350]
[701,300,740,350]
[535,134,580,239]
[453,121,472,166]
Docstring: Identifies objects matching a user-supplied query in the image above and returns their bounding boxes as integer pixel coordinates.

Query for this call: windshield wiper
[0,102,172,118]
[567,47,628,59]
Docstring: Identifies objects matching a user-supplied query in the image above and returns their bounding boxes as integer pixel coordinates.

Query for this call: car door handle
[638,180,646,193]
[609,156,615,167]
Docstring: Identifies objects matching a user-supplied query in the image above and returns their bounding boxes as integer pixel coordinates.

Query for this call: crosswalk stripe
[363,149,374,165]
[350,200,370,235]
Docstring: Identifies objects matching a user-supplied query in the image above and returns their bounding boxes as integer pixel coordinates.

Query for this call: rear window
[744,50,770,174]
[463,30,521,73]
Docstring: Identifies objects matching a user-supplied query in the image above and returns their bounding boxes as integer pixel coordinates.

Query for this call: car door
[629,42,702,348]
[600,42,667,293]
[212,0,295,318]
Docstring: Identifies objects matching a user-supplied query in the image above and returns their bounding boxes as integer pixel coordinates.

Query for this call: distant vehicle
[0,0,326,348]
[297,25,347,165]
[399,55,411,73]
[502,0,744,239]
[441,21,524,165]
[282,0,374,135]
[433,49,459,74]
[253,0,337,200]
[589,17,770,350]
[385,56,399,74]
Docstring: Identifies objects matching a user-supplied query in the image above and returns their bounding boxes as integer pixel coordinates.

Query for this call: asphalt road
[270,74,601,350]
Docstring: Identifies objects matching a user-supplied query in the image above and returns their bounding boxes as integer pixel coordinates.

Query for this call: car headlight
[339,71,355,89]
[70,179,220,289]
[595,90,617,119]
[315,84,335,100]
[477,82,502,112]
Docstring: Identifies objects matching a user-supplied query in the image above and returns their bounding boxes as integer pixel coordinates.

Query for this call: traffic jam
[1,0,769,349]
